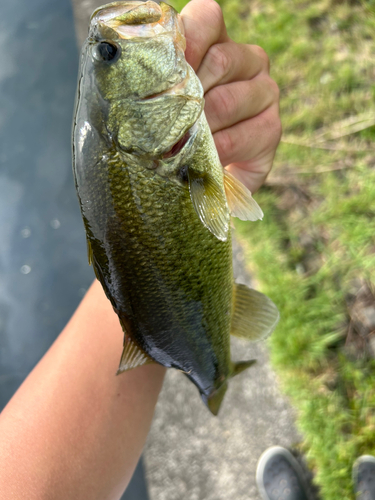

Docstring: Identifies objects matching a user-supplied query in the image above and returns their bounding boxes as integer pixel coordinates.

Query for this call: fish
[72,0,279,415]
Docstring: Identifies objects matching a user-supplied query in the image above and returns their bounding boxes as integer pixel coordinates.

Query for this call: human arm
[0,280,166,500]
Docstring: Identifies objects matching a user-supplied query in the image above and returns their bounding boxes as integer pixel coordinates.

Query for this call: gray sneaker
[256,446,310,500]
[353,455,375,500]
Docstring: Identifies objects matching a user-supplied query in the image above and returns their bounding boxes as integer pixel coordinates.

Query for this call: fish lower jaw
[117,121,199,166]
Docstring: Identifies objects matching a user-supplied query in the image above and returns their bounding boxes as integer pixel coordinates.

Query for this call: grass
[172,0,375,498]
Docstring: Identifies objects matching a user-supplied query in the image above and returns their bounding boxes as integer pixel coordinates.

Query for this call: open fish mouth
[92,1,162,25]
[90,1,185,50]
[91,0,163,26]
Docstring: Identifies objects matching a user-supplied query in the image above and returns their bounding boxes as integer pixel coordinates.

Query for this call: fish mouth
[91,1,162,26]
[136,69,204,158]
[90,1,185,49]
[89,1,202,159]
[137,86,203,160]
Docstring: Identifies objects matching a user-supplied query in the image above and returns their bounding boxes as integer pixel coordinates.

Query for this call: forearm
[0,280,166,500]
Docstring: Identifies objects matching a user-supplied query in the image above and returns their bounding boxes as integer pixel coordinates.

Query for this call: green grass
[172,0,375,498]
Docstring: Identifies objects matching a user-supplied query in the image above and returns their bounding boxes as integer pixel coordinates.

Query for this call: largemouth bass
[72,0,279,415]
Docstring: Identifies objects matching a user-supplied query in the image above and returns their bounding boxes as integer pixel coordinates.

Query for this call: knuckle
[205,44,231,79]
[210,85,236,124]
[251,45,270,72]
[255,74,280,105]
[275,118,283,143]
[266,107,282,144]
[267,77,280,102]
[216,129,236,162]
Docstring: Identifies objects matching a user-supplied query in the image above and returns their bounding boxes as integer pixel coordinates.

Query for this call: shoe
[353,455,375,500]
[256,446,310,500]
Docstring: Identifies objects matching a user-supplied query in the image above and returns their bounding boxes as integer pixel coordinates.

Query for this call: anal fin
[116,335,154,375]
[87,238,93,266]
[231,284,280,341]
[86,238,102,284]
[224,169,263,221]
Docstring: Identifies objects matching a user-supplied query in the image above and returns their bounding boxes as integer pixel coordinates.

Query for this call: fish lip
[128,74,203,159]
[139,68,195,101]
[89,1,174,41]
[116,119,200,164]
[90,1,162,24]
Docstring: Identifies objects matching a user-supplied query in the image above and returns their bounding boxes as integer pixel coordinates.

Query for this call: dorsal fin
[223,169,263,221]
[188,169,230,241]
[231,284,279,341]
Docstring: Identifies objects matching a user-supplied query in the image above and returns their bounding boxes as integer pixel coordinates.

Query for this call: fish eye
[95,42,120,63]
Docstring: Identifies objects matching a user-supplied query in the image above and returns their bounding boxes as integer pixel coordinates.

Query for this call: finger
[225,150,277,194]
[197,43,270,93]
[213,103,282,192]
[204,75,279,134]
[181,0,230,71]
[214,103,281,166]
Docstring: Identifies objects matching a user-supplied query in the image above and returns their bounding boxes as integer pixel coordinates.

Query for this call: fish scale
[83,141,233,395]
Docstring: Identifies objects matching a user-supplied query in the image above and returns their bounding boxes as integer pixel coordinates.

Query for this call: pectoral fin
[231,284,279,341]
[188,169,230,241]
[223,169,263,221]
[87,238,105,285]
[117,335,154,374]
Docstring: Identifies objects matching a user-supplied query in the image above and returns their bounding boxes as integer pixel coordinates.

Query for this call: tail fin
[203,360,256,415]
[203,382,228,416]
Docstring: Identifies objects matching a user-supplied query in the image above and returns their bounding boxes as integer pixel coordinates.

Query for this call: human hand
[181,0,282,193]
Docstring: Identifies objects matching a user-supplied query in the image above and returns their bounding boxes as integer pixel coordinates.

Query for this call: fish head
[89,1,187,100]
[82,1,204,158]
